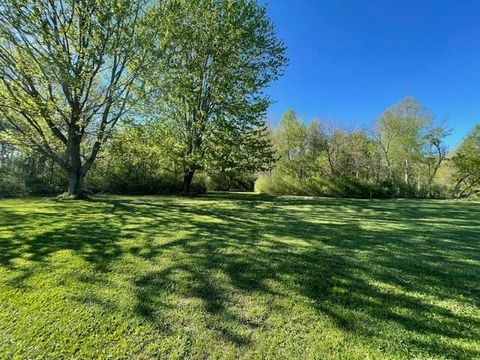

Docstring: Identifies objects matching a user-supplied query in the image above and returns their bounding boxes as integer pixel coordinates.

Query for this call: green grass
[0,193,479,359]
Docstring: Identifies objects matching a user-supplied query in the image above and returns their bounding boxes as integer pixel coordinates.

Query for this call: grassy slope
[0,194,479,360]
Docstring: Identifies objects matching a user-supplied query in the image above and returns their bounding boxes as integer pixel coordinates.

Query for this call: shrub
[85,167,209,196]
[0,174,28,198]
[255,173,308,196]
[255,173,398,199]
[190,172,208,194]
[207,172,255,192]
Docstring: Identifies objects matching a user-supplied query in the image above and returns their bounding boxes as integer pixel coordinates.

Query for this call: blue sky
[263,0,480,147]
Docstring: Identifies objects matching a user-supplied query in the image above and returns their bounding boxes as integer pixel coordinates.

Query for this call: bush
[86,162,178,194]
[85,167,209,196]
[207,172,256,192]
[25,176,64,196]
[0,174,28,198]
[255,173,309,196]
[255,173,398,199]
[190,172,208,194]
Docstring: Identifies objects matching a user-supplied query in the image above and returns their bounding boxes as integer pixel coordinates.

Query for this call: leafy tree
[0,123,11,165]
[205,118,274,190]
[319,124,349,177]
[0,0,154,198]
[376,97,448,195]
[421,125,449,197]
[274,110,307,160]
[273,110,309,179]
[341,130,378,181]
[306,119,325,159]
[87,121,191,194]
[151,0,287,194]
[305,120,370,179]
[377,97,430,186]
[451,124,480,197]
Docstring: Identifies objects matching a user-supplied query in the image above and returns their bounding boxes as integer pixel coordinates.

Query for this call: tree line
[257,98,479,199]
[0,1,478,199]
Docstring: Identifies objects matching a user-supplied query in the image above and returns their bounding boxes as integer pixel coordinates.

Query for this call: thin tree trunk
[404,159,409,184]
[183,167,195,196]
[426,144,445,198]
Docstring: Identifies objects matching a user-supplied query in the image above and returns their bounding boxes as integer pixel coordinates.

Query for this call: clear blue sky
[263,0,480,148]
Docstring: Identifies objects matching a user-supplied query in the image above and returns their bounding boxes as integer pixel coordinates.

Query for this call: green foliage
[255,173,395,199]
[208,122,274,175]
[87,122,208,194]
[0,150,65,197]
[259,99,450,199]
[0,0,155,197]
[0,2,463,200]
[1,194,479,358]
[274,109,307,161]
[148,0,286,191]
[376,97,449,194]
[0,174,27,198]
[207,172,257,191]
[451,124,480,197]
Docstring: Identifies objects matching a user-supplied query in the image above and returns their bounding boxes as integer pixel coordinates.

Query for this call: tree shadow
[0,194,479,358]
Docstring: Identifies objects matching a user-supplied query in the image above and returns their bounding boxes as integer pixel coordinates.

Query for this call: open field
[0,194,479,359]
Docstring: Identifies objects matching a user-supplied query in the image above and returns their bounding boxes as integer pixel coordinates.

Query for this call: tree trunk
[66,133,85,199]
[67,169,84,198]
[387,161,393,180]
[183,167,195,196]
[404,159,409,184]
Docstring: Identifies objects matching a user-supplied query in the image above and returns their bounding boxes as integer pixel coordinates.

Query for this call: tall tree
[422,125,449,197]
[273,110,308,179]
[451,124,480,198]
[0,0,154,198]
[151,0,287,194]
[376,97,448,195]
[274,110,306,160]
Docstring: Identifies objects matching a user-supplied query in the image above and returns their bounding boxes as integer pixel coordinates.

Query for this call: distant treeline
[257,98,480,199]
[1,97,479,199]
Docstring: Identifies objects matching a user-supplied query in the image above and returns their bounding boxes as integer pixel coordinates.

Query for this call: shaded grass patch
[0,194,479,359]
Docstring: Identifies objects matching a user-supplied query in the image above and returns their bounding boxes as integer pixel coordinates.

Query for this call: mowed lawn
[0,194,479,360]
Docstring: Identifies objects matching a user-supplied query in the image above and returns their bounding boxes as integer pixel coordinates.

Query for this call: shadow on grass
[0,194,479,357]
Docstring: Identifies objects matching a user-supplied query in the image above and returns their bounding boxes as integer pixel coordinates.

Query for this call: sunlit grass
[0,194,479,359]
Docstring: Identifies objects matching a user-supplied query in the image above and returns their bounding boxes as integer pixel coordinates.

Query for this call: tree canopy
[0,0,156,198]
[148,0,287,193]
[451,125,480,197]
